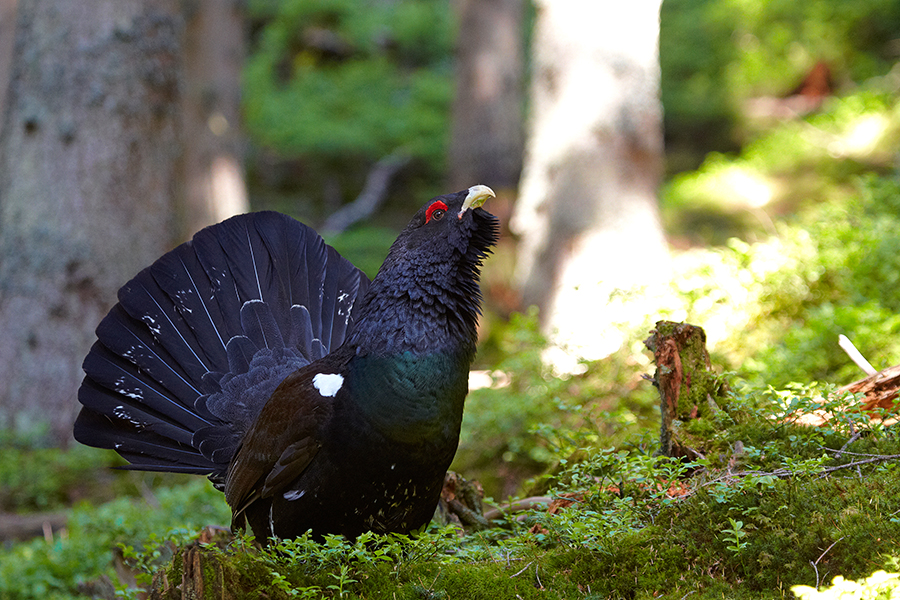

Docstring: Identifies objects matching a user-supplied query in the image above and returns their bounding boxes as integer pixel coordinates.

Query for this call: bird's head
[372,185,499,284]
[349,185,499,354]
[396,185,498,259]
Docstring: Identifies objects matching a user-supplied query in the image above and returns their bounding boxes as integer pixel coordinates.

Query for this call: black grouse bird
[74,185,497,540]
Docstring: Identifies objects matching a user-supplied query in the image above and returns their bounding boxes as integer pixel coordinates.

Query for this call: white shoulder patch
[313,372,343,397]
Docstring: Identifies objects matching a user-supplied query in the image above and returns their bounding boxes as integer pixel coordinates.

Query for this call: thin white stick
[838,334,877,376]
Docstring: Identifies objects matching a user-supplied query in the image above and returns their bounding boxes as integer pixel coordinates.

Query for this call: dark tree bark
[0,0,246,444]
[178,0,248,239]
[448,0,525,193]
[512,0,669,369]
[0,0,17,120]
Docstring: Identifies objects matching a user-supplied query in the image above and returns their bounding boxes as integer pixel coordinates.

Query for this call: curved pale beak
[458,185,495,219]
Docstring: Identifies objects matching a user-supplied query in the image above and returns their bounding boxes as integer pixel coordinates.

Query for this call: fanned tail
[74,212,369,481]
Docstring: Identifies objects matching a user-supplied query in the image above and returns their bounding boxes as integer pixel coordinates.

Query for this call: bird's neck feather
[348,265,482,357]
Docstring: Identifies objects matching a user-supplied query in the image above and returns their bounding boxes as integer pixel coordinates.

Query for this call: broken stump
[645,321,727,458]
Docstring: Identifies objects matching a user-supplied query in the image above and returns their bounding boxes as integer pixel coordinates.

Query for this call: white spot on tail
[283,489,306,501]
[113,405,142,425]
[142,315,161,336]
[313,373,343,397]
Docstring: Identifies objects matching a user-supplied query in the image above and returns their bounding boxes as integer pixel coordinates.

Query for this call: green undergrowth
[0,443,114,513]
[456,310,659,499]
[144,422,900,599]
[0,479,228,600]
[661,90,900,390]
[172,379,900,598]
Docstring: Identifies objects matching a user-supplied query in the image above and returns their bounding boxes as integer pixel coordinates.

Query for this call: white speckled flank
[313,373,343,397]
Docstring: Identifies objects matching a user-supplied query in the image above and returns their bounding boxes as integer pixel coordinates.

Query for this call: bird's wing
[223,363,337,521]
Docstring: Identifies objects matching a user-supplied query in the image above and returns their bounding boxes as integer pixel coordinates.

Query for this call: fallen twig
[482,496,552,522]
[681,451,900,495]
[510,561,533,578]
[820,454,900,474]
[810,537,843,588]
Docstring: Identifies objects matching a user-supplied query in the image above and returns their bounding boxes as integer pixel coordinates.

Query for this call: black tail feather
[76,211,370,477]
[75,381,215,472]
[81,342,213,433]
[150,245,232,366]
[94,306,208,411]
[320,245,369,352]
[252,213,332,342]
[240,299,284,351]
[119,270,213,388]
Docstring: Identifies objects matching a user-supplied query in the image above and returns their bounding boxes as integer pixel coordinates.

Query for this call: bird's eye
[425,201,448,224]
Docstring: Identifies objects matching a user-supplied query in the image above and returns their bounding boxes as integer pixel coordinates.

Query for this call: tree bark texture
[512,0,669,366]
[178,0,248,239]
[644,321,724,458]
[0,0,18,120]
[448,0,525,193]
[0,0,246,444]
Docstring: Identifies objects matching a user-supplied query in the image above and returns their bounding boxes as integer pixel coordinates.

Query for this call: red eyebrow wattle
[425,201,448,223]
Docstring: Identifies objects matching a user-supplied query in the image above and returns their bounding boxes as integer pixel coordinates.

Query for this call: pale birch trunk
[513,0,669,370]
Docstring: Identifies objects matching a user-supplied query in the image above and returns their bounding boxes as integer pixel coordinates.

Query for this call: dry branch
[322,154,411,234]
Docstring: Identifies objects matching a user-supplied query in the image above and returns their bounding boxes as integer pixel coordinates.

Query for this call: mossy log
[644,321,727,458]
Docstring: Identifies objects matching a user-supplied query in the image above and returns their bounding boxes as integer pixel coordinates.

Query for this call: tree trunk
[512,0,669,369]
[448,0,525,193]
[0,0,246,444]
[0,0,17,121]
[178,0,248,239]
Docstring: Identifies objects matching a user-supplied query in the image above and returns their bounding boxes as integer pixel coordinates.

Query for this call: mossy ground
[142,390,900,600]
[143,465,899,600]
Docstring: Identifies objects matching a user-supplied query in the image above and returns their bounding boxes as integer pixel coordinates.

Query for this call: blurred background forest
[1,0,900,597]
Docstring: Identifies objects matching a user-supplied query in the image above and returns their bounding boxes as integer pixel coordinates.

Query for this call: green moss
[668,472,900,591]
[413,561,553,599]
